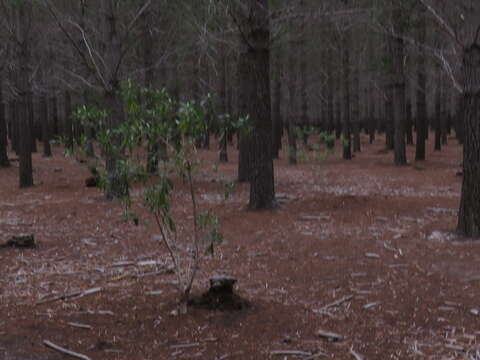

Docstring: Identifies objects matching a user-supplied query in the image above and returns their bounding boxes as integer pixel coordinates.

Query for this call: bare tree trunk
[342,31,352,160]
[0,90,9,167]
[17,0,33,188]
[238,0,275,209]
[415,8,427,161]
[386,4,407,166]
[64,90,74,152]
[40,95,52,157]
[457,44,480,237]
[287,31,297,165]
[103,0,128,200]
[218,44,228,163]
[271,44,283,159]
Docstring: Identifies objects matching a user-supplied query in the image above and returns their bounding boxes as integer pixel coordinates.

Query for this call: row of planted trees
[0,1,479,237]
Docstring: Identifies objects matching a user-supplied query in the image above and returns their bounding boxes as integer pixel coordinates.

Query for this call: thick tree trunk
[457,45,480,237]
[238,0,275,209]
[271,52,282,159]
[386,8,407,165]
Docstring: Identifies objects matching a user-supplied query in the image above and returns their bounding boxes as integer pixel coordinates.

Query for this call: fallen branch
[313,295,354,313]
[43,340,91,360]
[271,350,312,357]
[36,287,102,305]
[67,322,92,330]
[317,329,346,342]
[350,347,364,360]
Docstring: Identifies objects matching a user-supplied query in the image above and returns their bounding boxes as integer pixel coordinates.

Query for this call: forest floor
[1,133,480,360]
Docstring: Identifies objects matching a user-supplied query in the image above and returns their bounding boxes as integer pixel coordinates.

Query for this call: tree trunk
[287,30,297,165]
[0,81,10,167]
[64,90,74,151]
[352,69,361,153]
[342,31,352,160]
[405,100,413,145]
[434,82,442,151]
[271,48,282,159]
[17,0,33,188]
[238,0,275,209]
[50,96,59,138]
[415,8,427,161]
[9,101,18,154]
[457,45,480,237]
[40,95,52,157]
[218,44,228,163]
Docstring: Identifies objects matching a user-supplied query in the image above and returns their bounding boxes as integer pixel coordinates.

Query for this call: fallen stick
[67,322,93,330]
[43,340,91,360]
[271,350,312,357]
[317,329,346,342]
[313,295,354,313]
[36,287,102,305]
[350,347,364,360]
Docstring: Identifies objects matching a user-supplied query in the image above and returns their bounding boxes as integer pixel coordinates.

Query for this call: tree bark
[64,90,74,151]
[457,44,480,237]
[40,95,52,157]
[415,8,427,161]
[237,0,275,209]
[17,0,33,188]
[0,80,10,167]
[342,30,352,160]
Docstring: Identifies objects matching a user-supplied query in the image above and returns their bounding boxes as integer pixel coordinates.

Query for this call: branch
[418,0,461,46]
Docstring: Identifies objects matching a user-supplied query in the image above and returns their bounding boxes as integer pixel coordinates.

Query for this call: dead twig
[313,295,354,313]
[36,287,102,305]
[43,340,91,360]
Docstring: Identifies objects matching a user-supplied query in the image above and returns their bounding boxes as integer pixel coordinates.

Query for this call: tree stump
[209,275,237,294]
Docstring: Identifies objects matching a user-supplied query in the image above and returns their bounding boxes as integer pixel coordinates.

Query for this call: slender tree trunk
[287,32,297,164]
[27,93,36,153]
[218,43,228,163]
[17,0,33,188]
[342,30,352,160]
[49,96,59,138]
[0,91,10,167]
[405,100,413,145]
[64,90,74,152]
[352,68,361,152]
[415,8,427,161]
[434,81,442,151]
[9,101,18,154]
[40,95,52,157]
[457,44,480,237]
[0,78,10,167]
